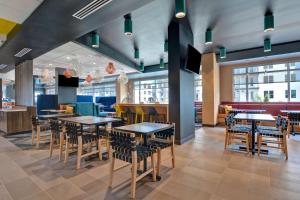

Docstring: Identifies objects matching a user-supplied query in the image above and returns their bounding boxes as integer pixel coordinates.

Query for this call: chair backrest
[31,116,40,126]
[111,118,127,128]
[288,112,300,122]
[281,118,288,132]
[224,114,234,127]
[49,120,62,137]
[65,122,80,144]
[110,130,136,153]
[153,122,175,139]
[275,115,282,128]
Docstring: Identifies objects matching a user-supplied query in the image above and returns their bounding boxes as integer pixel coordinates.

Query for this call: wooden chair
[31,116,51,148]
[147,122,175,176]
[64,122,105,169]
[49,120,65,160]
[287,113,300,138]
[257,114,282,132]
[257,118,288,160]
[224,114,251,153]
[108,130,156,199]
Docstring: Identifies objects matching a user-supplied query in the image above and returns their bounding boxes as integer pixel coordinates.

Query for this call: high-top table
[115,122,174,180]
[234,113,275,155]
[38,113,73,120]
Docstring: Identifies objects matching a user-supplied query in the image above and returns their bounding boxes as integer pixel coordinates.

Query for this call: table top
[231,109,266,113]
[40,109,66,113]
[38,113,73,119]
[280,110,300,113]
[58,116,121,125]
[114,122,173,136]
[234,113,275,121]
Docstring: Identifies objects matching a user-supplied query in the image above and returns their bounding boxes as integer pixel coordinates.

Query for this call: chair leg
[156,149,161,176]
[64,140,69,164]
[135,113,138,124]
[151,154,156,182]
[284,136,288,160]
[76,137,83,170]
[257,135,261,157]
[245,134,250,153]
[109,157,115,187]
[31,126,35,145]
[106,139,110,159]
[224,132,228,150]
[171,144,175,168]
[130,152,137,199]
[59,132,64,161]
[98,139,103,161]
[49,133,54,159]
[36,126,41,148]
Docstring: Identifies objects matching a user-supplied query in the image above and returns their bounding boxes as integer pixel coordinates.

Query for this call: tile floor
[0,127,300,200]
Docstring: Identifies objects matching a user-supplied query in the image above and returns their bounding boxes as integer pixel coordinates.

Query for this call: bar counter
[0,106,36,134]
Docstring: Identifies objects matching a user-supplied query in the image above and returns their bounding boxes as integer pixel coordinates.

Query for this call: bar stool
[135,106,145,123]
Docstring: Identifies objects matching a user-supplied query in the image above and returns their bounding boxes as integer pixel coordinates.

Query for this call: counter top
[0,107,27,112]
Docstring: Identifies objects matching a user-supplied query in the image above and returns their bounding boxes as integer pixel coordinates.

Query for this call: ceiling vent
[14,48,32,57]
[72,0,113,20]
[0,64,7,69]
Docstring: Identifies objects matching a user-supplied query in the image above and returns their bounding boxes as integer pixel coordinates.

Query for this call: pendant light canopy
[160,58,165,68]
[264,12,274,32]
[175,0,186,18]
[134,48,139,59]
[91,32,99,48]
[220,47,227,59]
[140,61,144,71]
[205,29,212,45]
[264,38,271,52]
[124,14,133,36]
[164,40,168,52]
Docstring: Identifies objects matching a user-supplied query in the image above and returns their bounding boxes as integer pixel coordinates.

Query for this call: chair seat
[113,145,155,163]
[228,126,250,133]
[258,130,284,138]
[257,126,279,132]
[147,138,171,149]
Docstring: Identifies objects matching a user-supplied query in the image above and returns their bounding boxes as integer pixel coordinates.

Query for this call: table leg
[251,120,256,155]
[143,135,147,172]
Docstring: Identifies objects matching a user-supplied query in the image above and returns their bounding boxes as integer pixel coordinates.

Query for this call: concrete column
[202,53,220,126]
[168,18,195,144]
[15,60,34,106]
[116,81,128,104]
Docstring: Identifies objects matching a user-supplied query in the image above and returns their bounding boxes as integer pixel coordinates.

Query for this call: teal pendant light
[175,0,186,18]
[124,14,133,36]
[91,32,99,48]
[140,61,144,71]
[160,58,165,68]
[220,47,227,59]
[205,29,212,45]
[134,48,139,59]
[264,12,274,32]
[264,38,271,52]
[164,40,168,52]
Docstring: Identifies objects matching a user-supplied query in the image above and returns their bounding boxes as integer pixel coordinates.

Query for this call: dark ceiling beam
[143,63,168,73]
[75,35,139,71]
[0,0,155,72]
[217,40,300,63]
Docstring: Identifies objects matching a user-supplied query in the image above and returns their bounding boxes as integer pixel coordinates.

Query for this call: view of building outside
[194,74,202,102]
[77,82,116,98]
[233,62,300,102]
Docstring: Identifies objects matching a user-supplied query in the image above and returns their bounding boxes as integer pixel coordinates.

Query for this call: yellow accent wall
[0,18,17,35]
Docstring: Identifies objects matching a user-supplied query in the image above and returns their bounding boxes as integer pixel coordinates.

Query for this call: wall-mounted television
[185,44,201,74]
[58,75,79,87]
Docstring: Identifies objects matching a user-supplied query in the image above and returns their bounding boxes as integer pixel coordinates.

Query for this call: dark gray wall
[168,18,195,145]
[55,68,77,104]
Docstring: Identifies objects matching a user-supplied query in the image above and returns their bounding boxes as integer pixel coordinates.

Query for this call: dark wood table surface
[234,113,275,155]
[230,109,266,113]
[114,122,173,136]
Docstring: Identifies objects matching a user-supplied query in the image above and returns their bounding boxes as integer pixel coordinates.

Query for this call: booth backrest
[75,102,97,116]
[37,95,58,115]
[95,96,116,112]
[77,95,93,103]
[221,102,300,116]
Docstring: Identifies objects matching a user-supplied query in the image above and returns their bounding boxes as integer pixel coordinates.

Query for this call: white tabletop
[234,113,275,121]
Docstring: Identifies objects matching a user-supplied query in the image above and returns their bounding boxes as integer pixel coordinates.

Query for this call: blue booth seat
[95,96,116,112]
[75,102,98,116]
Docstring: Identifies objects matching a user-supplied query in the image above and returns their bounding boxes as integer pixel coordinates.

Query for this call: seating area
[1,0,300,199]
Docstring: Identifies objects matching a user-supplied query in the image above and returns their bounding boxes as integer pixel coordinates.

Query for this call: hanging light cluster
[175,0,186,18]
[91,32,100,48]
[118,71,129,85]
[263,11,274,53]
[124,14,133,36]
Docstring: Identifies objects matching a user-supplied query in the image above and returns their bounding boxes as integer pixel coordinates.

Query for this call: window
[77,82,116,99]
[233,62,300,102]
[194,74,202,101]
[134,77,168,103]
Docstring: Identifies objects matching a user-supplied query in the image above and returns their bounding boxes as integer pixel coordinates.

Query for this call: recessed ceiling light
[66,56,71,60]
[49,63,53,66]
[93,62,96,65]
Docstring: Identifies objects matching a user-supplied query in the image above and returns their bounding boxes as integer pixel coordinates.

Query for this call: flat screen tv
[58,75,79,87]
[185,44,201,74]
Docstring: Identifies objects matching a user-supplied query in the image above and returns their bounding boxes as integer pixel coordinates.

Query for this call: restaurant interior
[0,0,300,199]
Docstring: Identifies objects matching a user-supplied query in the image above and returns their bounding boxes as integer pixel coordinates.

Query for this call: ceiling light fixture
[160,58,165,68]
[91,32,100,48]
[264,11,274,32]
[134,48,139,59]
[14,48,32,57]
[205,28,212,45]
[220,47,227,59]
[140,61,144,71]
[124,14,133,36]
[175,0,186,18]
[264,38,271,52]
[164,40,168,52]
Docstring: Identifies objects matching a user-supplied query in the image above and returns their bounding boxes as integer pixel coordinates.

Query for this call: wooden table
[234,113,275,155]
[115,122,174,177]
[230,109,266,114]
[59,116,121,135]
[40,109,66,114]
[38,113,73,120]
